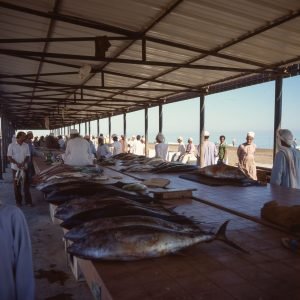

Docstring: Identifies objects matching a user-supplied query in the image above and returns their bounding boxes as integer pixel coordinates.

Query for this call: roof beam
[0,1,139,37]
[0,81,198,92]
[29,0,62,111]
[0,36,270,68]
[0,36,132,43]
[0,49,270,73]
[0,1,273,69]
[0,72,77,79]
[3,95,146,104]
[0,67,193,89]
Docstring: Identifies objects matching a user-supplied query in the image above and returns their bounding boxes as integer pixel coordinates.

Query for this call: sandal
[281,237,300,254]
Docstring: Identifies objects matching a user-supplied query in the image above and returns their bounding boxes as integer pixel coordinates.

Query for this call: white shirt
[111,141,122,156]
[63,137,94,166]
[7,141,30,170]
[155,143,169,160]
[58,138,65,149]
[177,142,186,155]
[203,140,218,167]
[134,140,145,155]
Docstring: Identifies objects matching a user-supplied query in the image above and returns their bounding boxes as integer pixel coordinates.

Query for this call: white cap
[188,137,193,142]
[177,136,183,141]
[204,130,210,136]
[70,129,79,135]
[247,131,255,138]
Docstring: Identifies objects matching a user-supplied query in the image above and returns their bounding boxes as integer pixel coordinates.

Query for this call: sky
[20,75,299,147]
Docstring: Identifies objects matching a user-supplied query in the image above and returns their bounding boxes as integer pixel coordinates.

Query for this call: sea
[146,129,300,149]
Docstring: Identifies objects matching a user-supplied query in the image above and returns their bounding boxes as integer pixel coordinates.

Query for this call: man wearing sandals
[270,129,300,253]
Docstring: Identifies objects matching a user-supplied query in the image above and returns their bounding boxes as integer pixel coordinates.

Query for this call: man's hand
[17,162,25,169]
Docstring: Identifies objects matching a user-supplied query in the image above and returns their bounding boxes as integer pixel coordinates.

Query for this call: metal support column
[2,117,8,170]
[108,117,111,139]
[199,94,205,167]
[123,113,127,139]
[0,116,3,179]
[88,121,91,136]
[79,123,81,134]
[97,119,100,136]
[145,108,148,157]
[273,77,283,160]
[159,104,163,133]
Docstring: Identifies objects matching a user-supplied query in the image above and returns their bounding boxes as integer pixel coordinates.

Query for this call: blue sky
[23,75,299,146]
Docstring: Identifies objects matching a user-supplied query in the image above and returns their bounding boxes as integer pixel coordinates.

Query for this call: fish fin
[215,220,250,254]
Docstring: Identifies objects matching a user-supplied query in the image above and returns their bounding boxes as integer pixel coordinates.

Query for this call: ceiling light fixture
[95,36,111,59]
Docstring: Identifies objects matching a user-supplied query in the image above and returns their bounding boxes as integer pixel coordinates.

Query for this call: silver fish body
[65,215,201,241]
[55,196,169,221]
[67,226,213,261]
[60,204,188,230]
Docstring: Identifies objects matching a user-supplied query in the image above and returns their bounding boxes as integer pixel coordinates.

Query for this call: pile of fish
[104,153,198,173]
[33,164,103,185]
[36,163,245,261]
[180,163,260,186]
[34,163,152,206]
[57,194,246,261]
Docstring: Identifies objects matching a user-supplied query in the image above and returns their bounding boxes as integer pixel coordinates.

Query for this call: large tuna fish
[182,163,261,186]
[67,221,246,261]
[55,196,166,221]
[46,187,153,205]
[65,215,201,241]
[198,163,250,180]
[36,177,90,192]
[60,204,189,230]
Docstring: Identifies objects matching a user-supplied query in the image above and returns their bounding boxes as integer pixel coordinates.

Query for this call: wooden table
[33,158,300,300]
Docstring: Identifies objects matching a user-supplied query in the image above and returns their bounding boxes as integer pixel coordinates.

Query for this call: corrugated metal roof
[0,0,299,129]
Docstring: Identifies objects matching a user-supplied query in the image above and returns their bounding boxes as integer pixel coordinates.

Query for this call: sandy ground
[148,143,273,167]
[0,169,92,300]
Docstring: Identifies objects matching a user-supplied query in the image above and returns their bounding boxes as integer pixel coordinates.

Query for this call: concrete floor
[0,168,92,300]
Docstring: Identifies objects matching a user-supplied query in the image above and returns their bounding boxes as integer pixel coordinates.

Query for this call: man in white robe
[171,136,186,162]
[155,133,169,160]
[237,131,257,180]
[63,129,94,166]
[132,135,145,155]
[202,131,217,167]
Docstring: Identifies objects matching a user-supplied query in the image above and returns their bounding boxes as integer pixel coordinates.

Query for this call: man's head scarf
[156,133,165,143]
[277,129,293,146]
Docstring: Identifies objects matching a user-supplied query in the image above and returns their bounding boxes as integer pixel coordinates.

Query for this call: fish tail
[215,220,250,254]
